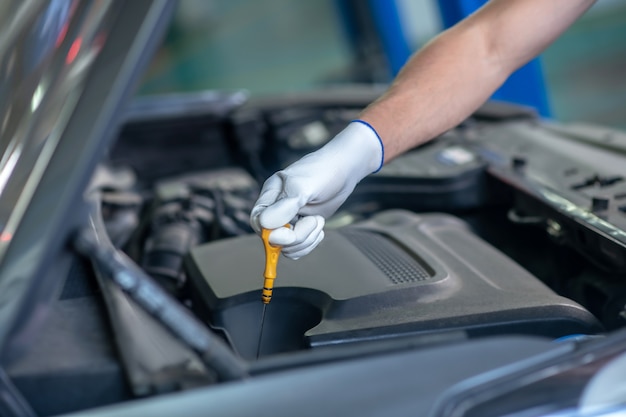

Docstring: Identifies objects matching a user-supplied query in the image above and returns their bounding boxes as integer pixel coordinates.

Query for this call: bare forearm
[360,0,595,162]
[360,21,504,161]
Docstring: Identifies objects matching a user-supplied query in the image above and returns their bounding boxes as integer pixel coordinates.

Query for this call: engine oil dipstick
[256,226,286,358]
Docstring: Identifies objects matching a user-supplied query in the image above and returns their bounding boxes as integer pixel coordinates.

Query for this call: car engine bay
[7,89,626,416]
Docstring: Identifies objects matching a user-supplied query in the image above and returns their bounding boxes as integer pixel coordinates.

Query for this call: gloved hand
[250,120,384,259]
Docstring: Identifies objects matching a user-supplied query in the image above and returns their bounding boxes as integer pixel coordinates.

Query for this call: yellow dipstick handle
[261,228,283,304]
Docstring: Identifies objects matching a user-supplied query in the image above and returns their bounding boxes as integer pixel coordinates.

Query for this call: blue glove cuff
[351,119,384,173]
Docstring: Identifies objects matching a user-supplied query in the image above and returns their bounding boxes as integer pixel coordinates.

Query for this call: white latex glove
[250,120,384,259]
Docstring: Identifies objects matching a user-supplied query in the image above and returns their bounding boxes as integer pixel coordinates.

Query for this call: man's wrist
[350,119,384,173]
[321,121,383,180]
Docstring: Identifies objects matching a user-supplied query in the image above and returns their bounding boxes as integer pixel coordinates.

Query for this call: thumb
[258,196,302,229]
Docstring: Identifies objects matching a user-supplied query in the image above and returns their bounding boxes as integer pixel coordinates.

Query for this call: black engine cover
[186,210,601,359]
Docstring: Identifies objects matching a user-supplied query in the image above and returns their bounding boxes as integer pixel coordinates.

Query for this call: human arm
[361,0,596,161]
[251,0,596,259]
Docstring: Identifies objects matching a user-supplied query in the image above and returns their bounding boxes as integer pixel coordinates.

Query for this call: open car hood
[0,0,174,362]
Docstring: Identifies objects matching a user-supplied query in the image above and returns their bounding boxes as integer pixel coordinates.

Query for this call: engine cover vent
[339,228,433,284]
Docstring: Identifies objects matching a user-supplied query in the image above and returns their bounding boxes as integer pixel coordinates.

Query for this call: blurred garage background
[138,0,626,130]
